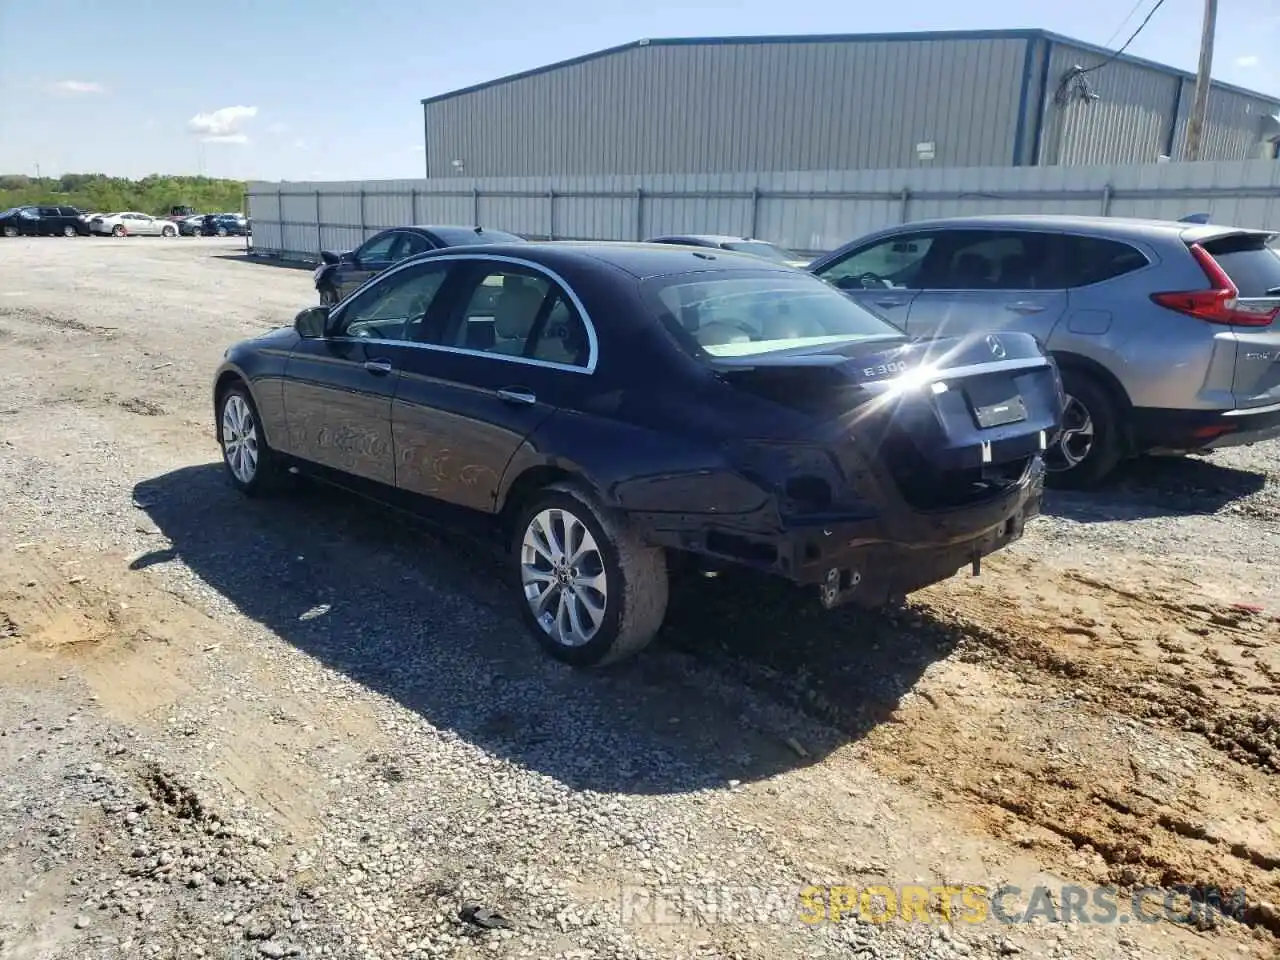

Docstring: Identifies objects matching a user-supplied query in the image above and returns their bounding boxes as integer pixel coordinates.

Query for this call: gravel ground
[2,237,1279,960]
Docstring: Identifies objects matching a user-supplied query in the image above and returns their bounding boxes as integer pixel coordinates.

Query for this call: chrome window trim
[328,252,599,375]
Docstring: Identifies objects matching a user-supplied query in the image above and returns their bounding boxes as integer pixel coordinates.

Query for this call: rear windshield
[431,227,523,246]
[643,270,904,358]
[721,241,797,263]
[1202,234,1280,298]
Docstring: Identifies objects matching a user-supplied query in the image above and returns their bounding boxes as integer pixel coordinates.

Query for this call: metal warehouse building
[420,29,1280,178]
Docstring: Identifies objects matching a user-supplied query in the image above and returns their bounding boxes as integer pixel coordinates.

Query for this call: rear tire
[161,225,176,238]
[512,483,668,667]
[217,226,229,238]
[62,225,77,238]
[1044,370,1124,490]
[217,383,287,497]
[112,225,126,238]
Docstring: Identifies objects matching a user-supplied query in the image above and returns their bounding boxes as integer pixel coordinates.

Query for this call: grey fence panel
[246,158,1280,262]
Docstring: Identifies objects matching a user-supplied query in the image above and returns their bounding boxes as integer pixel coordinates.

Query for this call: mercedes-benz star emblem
[986,334,1006,359]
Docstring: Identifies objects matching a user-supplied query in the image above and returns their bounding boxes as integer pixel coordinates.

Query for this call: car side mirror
[294,305,330,339]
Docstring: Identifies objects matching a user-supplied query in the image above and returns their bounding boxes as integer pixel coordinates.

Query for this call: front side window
[816,234,935,291]
[17,207,40,220]
[446,266,590,368]
[334,261,451,342]
[645,270,904,358]
[38,207,60,217]
[356,231,403,263]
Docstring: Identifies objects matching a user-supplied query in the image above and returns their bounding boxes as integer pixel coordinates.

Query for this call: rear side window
[1056,235,1149,287]
[1200,234,1280,298]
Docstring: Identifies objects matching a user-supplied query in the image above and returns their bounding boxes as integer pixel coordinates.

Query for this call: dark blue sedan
[314,225,524,304]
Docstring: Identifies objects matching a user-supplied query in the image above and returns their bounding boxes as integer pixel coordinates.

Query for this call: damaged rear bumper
[637,456,1046,609]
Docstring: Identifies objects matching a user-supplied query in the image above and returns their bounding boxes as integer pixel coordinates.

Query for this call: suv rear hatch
[1152,229,1280,409]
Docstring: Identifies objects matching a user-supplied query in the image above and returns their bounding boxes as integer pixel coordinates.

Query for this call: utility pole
[1184,0,1218,161]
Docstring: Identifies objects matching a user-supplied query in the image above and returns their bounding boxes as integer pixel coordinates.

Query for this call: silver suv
[807,215,1280,487]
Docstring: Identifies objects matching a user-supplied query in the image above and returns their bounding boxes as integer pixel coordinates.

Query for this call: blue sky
[0,0,1276,182]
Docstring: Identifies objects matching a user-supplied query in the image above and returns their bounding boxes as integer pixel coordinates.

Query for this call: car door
[37,207,63,236]
[283,258,456,486]
[809,231,936,331]
[336,231,409,300]
[391,258,595,511]
[904,229,1070,344]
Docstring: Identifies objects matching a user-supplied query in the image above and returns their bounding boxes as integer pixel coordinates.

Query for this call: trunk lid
[711,331,1061,510]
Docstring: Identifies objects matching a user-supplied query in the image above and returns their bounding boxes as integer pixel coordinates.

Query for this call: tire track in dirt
[0,541,386,848]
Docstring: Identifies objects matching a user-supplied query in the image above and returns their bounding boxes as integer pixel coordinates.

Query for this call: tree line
[0,174,247,216]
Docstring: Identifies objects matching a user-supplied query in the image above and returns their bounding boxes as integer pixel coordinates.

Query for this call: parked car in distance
[201,213,250,238]
[177,214,205,236]
[0,205,90,237]
[88,212,178,237]
[214,242,1061,666]
[808,214,1280,488]
[646,234,810,268]
[314,225,526,304]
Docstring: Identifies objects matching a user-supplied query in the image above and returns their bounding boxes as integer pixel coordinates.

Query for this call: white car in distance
[88,212,178,238]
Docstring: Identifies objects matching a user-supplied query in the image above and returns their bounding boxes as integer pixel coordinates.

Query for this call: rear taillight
[1150,244,1278,327]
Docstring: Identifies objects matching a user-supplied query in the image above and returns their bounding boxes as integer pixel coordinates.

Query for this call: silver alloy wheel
[163,227,175,237]
[2,226,17,238]
[221,394,259,484]
[1046,393,1095,472]
[521,507,608,647]
[63,225,76,237]
[217,226,229,237]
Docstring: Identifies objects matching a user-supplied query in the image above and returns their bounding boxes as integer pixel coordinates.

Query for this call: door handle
[1005,301,1046,315]
[874,298,908,308]
[363,359,393,375]
[497,388,537,406]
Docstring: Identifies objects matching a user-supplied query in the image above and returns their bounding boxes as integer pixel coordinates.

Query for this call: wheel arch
[496,461,603,550]
[212,368,252,442]
[1049,350,1136,453]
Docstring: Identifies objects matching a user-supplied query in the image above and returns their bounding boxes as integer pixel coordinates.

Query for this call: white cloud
[51,80,105,94]
[187,105,258,143]
[1236,55,1260,67]
[293,139,308,150]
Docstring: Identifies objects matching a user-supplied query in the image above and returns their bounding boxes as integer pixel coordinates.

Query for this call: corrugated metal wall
[247,159,1280,262]
[1169,78,1278,161]
[1033,40,1278,165]
[423,37,1030,177]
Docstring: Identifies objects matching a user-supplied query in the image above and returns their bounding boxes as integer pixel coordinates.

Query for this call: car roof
[652,234,762,244]
[407,240,798,279]
[870,213,1276,245]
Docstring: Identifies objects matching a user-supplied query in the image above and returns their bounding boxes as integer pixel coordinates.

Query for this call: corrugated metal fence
[246,159,1280,262]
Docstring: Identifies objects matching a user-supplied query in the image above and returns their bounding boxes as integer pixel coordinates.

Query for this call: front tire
[112,225,126,237]
[512,483,668,667]
[216,226,229,238]
[218,384,285,496]
[62,225,77,238]
[318,285,339,306]
[2,226,18,238]
[1045,370,1124,489]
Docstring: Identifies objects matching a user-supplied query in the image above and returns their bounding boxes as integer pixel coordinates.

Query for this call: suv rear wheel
[1045,370,1124,489]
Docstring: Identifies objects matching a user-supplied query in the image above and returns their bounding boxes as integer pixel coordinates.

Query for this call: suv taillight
[1150,244,1278,327]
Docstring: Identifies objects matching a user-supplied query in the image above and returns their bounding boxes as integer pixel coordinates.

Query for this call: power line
[1080,0,1168,76]
[1103,0,1149,48]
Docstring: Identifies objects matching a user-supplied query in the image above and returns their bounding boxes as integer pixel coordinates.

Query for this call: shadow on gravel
[1044,454,1268,523]
[214,253,315,271]
[132,464,955,796]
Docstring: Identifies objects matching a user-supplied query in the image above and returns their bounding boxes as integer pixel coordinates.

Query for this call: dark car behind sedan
[214,242,1062,667]
[313,224,525,304]
[0,205,90,237]
[201,213,250,237]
